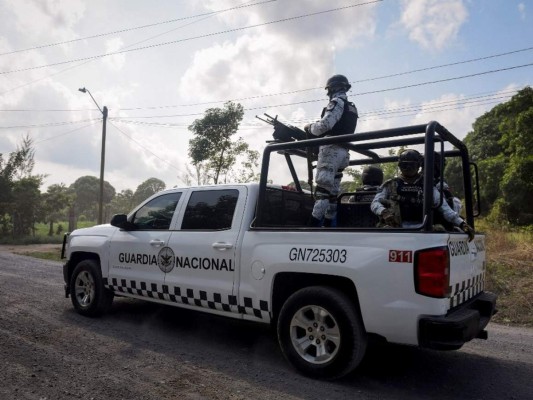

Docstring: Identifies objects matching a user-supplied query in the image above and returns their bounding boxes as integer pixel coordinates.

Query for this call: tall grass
[481,221,533,327]
[0,220,96,245]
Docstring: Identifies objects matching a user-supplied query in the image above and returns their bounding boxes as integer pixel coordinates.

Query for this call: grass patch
[483,225,533,327]
[0,220,96,245]
[15,251,63,262]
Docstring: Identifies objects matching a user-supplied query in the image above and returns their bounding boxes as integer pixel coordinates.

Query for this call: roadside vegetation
[481,221,533,327]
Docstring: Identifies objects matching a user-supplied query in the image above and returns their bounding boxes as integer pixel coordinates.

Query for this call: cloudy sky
[0,0,531,193]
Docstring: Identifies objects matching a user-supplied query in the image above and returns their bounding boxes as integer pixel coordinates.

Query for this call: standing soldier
[304,74,358,227]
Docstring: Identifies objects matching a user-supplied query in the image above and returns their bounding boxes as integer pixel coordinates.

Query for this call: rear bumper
[418,291,497,350]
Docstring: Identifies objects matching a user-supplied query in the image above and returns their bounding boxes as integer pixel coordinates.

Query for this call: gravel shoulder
[1,250,532,400]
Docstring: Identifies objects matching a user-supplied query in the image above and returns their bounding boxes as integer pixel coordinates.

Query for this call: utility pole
[78,87,108,225]
[98,105,108,225]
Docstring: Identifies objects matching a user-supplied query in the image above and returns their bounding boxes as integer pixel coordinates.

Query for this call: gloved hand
[381,209,397,226]
[460,221,475,242]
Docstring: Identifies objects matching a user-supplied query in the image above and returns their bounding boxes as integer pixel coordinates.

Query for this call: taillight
[414,247,450,298]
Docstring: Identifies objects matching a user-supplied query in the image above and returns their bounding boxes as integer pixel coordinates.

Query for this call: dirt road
[1,251,532,400]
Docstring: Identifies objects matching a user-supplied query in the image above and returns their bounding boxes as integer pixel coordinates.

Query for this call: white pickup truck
[62,121,497,379]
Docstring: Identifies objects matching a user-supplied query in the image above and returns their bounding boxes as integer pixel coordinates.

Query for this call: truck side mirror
[110,214,134,230]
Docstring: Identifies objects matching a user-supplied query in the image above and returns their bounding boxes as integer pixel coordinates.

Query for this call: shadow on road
[59,297,532,400]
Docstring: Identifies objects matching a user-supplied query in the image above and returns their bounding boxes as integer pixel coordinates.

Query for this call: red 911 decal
[389,250,412,263]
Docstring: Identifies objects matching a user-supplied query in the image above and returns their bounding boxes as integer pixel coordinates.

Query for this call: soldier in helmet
[432,152,462,214]
[370,149,475,240]
[304,74,359,227]
[361,165,384,190]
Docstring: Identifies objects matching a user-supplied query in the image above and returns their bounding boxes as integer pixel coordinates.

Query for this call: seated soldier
[432,152,462,214]
[360,165,384,191]
[370,149,474,240]
[348,165,383,203]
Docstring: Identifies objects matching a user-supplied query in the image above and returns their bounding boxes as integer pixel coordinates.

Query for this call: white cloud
[399,0,468,50]
[5,0,85,45]
[518,3,526,20]
[179,1,378,100]
[406,86,520,140]
[102,38,126,71]
[178,0,380,161]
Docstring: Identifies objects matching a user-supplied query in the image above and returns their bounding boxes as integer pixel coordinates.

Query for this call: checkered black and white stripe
[104,278,270,319]
[449,273,485,308]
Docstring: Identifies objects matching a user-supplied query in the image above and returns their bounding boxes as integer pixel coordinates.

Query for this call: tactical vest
[320,99,358,137]
[393,177,424,223]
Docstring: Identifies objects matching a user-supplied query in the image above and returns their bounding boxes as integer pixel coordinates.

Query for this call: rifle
[256,113,306,142]
[257,113,314,193]
[377,180,402,227]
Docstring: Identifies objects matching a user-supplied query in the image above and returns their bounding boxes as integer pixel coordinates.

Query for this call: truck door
[107,191,182,298]
[164,187,245,314]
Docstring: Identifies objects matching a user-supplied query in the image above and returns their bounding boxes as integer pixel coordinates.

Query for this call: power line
[112,93,515,129]
[0,1,382,76]
[3,86,520,131]
[108,121,182,172]
[359,99,508,122]
[113,46,533,110]
[33,121,100,145]
[2,44,531,112]
[0,0,262,95]
[0,0,278,57]
[0,118,101,130]
[108,64,532,120]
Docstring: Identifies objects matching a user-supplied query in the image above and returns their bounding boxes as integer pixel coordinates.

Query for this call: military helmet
[398,149,422,168]
[362,166,384,186]
[325,74,351,94]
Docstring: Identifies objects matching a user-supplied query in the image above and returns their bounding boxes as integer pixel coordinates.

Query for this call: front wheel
[277,286,367,379]
[70,259,113,317]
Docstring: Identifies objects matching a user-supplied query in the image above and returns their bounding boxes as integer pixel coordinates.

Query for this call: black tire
[277,286,367,379]
[70,259,114,317]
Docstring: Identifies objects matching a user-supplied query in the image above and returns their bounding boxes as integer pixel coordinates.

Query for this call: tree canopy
[69,176,116,221]
[447,86,533,225]
[0,136,43,236]
[133,177,166,204]
[188,101,255,184]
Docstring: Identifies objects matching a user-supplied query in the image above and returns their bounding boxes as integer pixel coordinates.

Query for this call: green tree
[0,135,35,215]
[0,136,44,237]
[109,189,135,215]
[448,86,533,225]
[227,148,261,183]
[70,176,116,222]
[133,178,166,204]
[12,177,42,236]
[188,101,246,184]
[341,167,363,192]
[41,183,71,236]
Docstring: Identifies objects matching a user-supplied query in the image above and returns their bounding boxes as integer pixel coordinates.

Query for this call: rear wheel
[70,259,113,317]
[277,286,367,379]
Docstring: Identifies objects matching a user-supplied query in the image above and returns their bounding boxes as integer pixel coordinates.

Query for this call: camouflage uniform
[371,175,465,228]
[308,91,357,222]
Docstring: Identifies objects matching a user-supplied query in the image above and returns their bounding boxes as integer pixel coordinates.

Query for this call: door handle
[150,239,165,247]
[212,242,233,250]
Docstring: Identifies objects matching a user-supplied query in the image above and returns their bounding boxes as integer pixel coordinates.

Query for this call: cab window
[132,192,181,230]
[181,190,239,230]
